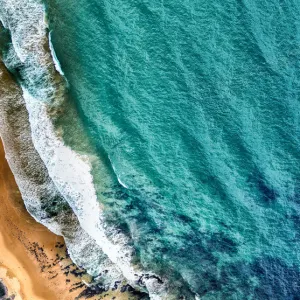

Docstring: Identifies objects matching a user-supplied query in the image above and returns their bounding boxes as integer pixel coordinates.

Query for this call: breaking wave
[0,0,171,298]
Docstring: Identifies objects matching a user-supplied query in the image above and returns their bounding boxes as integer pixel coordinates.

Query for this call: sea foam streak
[0,0,170,298]
[48,31,64,77]
[0,58,124,286]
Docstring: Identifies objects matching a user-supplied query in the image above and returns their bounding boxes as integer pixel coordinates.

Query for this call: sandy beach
[0,57,142,300]
[0,139,138,300]
[0,138,91,299]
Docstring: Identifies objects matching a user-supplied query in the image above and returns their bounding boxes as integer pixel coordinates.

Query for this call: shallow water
[13,0,300,298]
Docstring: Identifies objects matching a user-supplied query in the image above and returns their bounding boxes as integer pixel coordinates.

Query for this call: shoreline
[0,139,64,299]
[0,139,134,300]
[1,0,165,297]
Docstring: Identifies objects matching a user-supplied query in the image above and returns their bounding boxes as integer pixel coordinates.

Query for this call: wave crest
[0,0,170,298]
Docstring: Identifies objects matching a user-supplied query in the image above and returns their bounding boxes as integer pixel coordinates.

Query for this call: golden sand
[0,140,137,300]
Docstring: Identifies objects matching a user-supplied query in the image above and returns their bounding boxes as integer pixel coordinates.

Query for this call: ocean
[1,0,300,299]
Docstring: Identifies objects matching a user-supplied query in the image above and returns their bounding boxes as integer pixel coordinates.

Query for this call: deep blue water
[45,0,300,298]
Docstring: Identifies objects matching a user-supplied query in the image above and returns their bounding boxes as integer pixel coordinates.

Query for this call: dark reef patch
[247,170,279,204]
[0,281,7,298]
[0,22,11,57]
[257,176,278,203]
[216,257,300,300]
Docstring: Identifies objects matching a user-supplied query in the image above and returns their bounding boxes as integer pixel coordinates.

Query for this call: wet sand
[0,139,138,300]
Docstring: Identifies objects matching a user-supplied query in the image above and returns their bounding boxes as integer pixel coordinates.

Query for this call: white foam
[0,0,171,298]
[48,31,65,76]
[0,61,124,285]
[24,89,141,282]
[118,177,129,189]
[110,157,129,188]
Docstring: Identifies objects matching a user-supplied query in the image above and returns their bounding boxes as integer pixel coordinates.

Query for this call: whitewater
[1,0,300,299]
[0,0,172,298]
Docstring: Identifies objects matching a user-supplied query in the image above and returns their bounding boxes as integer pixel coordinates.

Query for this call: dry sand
[0,139,140,300]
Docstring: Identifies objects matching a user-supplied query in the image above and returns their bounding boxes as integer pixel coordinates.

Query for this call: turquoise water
[45,0,300,298]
